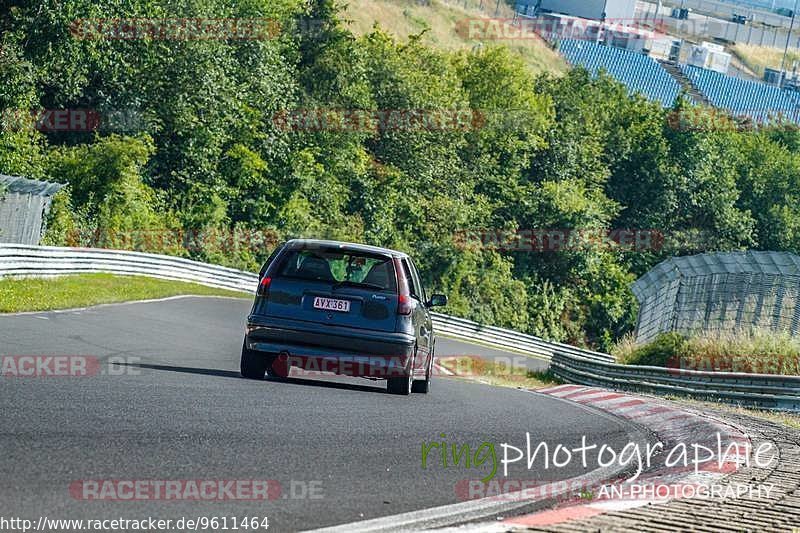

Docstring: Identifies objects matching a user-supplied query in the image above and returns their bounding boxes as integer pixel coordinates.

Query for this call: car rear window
[275,249,398,292]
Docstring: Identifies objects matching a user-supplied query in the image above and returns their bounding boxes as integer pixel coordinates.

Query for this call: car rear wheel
[240,340,267,379]
[387,353,414,395]
[387,374,412,395]
[412,355,432,394]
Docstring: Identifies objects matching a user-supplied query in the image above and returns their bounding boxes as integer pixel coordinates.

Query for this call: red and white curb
[306,386,652,533]
[434,362,455,376]
[497,384,751,528]
[306,384,751,532]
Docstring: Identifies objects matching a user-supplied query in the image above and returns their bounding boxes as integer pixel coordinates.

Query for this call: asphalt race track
[0,296,642,531]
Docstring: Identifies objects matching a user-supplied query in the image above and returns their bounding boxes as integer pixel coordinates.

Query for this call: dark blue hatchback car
[241,240,448,395]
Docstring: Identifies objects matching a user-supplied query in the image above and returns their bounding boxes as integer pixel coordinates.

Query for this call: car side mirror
[427,294,448,308]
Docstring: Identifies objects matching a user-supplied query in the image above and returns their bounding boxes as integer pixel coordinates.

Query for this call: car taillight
[397,294,412,315]
[257,276,272,297]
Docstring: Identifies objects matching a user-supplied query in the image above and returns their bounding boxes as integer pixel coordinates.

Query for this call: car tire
[387,375,412,395]
[240,340,267,380]
[387,353,414,395]
[412,355,432,394]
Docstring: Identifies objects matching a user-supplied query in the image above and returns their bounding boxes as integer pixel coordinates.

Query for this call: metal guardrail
[550,351,800,411]
[429,313,614,363]
[1,244,798,410]
[0,244,258,293]
[0,244,613,363]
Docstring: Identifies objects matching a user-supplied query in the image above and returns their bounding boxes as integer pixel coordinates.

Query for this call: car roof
[284,239,409,258]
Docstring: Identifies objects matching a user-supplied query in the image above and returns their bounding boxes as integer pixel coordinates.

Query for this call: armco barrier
[0,244,258,292]
[429,313,614,363]
[0,244,613,363]
[2,244,798,410]
[551,351,800,411]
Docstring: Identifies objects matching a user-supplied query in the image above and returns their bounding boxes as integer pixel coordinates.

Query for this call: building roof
[631,251,800,301]
[0,174,65,197]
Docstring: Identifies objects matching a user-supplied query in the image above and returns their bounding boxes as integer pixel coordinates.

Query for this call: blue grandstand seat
[558,39,800,124]
[678,64,800,125]
[558,39,681,108]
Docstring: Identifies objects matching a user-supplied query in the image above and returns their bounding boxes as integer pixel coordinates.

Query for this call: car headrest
[298,256,335,282]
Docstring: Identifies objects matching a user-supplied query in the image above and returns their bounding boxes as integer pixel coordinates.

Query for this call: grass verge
[438,355,561,389]
[0,273,250,313]
[731,43,800,79]
[612,330,800,375]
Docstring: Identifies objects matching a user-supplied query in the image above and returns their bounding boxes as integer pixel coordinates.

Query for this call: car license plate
[313,297,351,313]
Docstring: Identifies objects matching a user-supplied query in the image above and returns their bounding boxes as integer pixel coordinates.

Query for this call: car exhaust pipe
[270,351,292,378]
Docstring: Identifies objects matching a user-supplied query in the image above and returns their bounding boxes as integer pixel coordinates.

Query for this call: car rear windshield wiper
[332,280,386,291]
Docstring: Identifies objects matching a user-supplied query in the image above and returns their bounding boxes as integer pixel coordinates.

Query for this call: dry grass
[731,43,800,78]
[612,330,800,375]
[610,332,638,363]
[341,0,567,74]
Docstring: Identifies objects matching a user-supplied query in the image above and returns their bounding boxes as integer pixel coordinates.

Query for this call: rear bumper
[246,315,415,378]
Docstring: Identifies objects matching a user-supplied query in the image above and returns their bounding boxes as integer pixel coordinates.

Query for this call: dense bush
[3,0,800,349]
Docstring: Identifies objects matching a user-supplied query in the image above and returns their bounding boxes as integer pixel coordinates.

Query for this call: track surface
[0,297,638,531]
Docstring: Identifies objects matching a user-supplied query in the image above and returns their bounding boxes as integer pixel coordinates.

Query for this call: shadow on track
[119,362,389,394]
